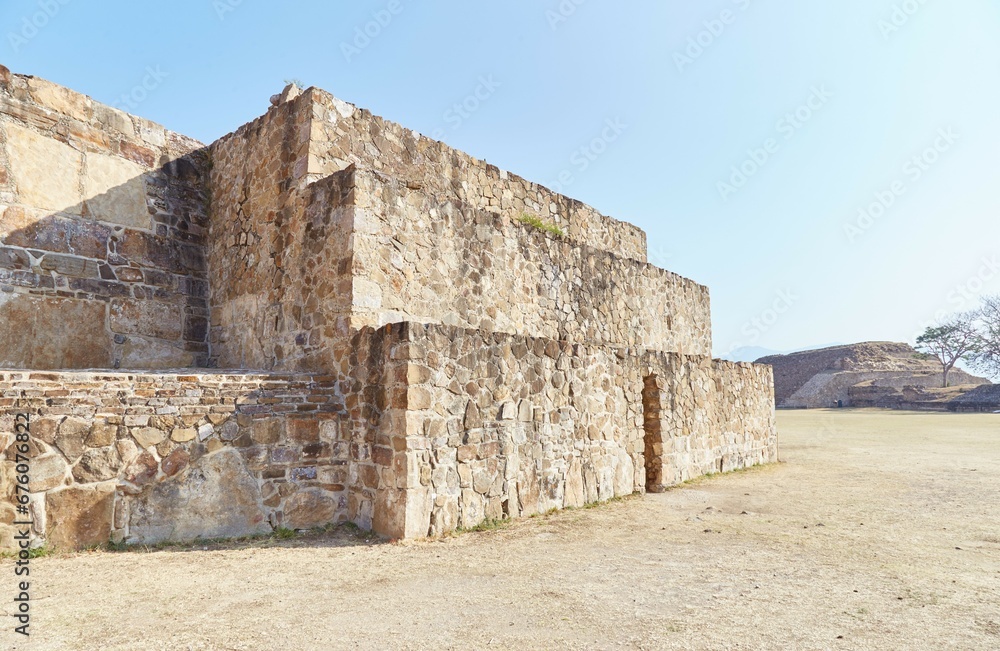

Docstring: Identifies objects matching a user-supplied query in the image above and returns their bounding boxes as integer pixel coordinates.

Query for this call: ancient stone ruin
[0,66,777,550]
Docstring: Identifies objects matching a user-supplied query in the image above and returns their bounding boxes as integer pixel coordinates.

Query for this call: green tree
[916,315,982,387]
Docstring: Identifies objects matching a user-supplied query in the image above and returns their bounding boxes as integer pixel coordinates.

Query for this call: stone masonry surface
[0,68,777,550]
[0,68,210,370]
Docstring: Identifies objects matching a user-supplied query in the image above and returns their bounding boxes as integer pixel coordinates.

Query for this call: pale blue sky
[4,0,998,357]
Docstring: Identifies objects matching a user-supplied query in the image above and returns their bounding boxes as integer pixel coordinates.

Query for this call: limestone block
[83,153,149,228]
[119,336,196,370]
[55,417,91,463]
[127,448,269,544]
[5,121,83,212]
[372,487,407,539]
[429,495,458,537]
[564,458,585,508]
[86,423,117,448]
[133,427,166,449]
[499,402,517,420]
[72,447,122,483]
[284,488,339,530]
[45,483,115,550]
[459,488,484,529]
[170,428,197,443]
[251,418,282,445]
[110,299,184,340]
[27,453,69,492]
[0,295,111,370]
[27,77,93,122]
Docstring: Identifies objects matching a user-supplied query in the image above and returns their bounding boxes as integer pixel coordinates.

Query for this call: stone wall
[208,90,357,371]
[307,89,647,263]
[208,124,711,370]
[349,169,712,355]
[0,321,776,549]
[0,73,779,550]
[0,68,211,370]
[0,325,412,550]
[374,323,777,538]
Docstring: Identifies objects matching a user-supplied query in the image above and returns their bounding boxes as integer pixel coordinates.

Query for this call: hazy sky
[4,0,998,357]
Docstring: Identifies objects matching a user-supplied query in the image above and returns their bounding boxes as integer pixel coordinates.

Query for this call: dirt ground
[2,409,999,650]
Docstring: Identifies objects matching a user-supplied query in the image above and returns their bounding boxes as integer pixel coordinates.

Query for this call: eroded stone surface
[284,488,339,530]
[45,483,115,550]
[128,448,269,544]
[5,120,83,211]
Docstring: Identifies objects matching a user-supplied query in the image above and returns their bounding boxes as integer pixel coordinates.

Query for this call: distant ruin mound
[756,342,990,409]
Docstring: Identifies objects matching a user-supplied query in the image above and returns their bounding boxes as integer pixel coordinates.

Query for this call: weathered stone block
[110,299,183,340]
[284,488,339,530]
[28,453,69,492]
[133,427,166,449]
[128,448,269,544]
[72,447,123,483]
[86,423,118,448]
[55,417,91,463]
[83,153,149,228]
[0,296,111,369]
[5,121,83,211]
[45,483,115,550]
[170,428,197,443]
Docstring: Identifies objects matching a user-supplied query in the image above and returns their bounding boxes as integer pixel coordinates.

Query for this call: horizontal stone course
[0,71,210,370]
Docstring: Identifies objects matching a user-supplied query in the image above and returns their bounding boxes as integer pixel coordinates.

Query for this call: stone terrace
[0,68,777,550]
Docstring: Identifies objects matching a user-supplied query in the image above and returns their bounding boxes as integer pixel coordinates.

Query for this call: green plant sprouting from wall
[518,213,566,238]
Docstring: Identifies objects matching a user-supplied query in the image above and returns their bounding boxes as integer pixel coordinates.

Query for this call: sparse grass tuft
[1,545,56,560]
[518,213,565,238]
[454,518,511,535]
[274,526,297,540]
[27,545,54,559]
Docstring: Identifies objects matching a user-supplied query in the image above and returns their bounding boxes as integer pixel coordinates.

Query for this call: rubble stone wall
[643,357,778,489]
[0,70,211,370]
[208,92,359,371]
[0,325,410,550]
[308,89,648,263]
[0,72,779,550]
[382,323,777,538]
[350,168,711,355]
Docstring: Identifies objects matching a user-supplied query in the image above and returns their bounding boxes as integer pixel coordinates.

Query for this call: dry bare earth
[3,410,999,650]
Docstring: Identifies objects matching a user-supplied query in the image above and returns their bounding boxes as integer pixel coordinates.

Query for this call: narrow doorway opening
[642,375,663,492]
